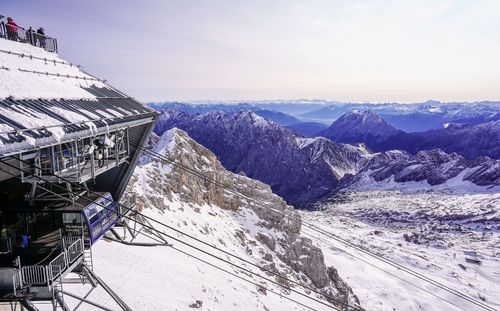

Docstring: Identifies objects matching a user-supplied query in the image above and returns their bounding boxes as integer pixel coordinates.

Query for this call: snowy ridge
[61,128,362,310]
[153,109,368,205]
[340,149,500,193]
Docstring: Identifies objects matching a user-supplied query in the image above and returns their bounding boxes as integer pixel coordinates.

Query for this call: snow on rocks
[60,128,362,311]
[302,191,500,311]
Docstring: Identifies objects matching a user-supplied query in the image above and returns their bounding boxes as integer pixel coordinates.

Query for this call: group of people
[4,16,47,48]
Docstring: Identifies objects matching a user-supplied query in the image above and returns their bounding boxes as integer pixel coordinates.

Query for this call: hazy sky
[2,1,500,102]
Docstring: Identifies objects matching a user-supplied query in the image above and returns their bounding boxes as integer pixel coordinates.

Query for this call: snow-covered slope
[60,128,362,311]
[302,191,500,311]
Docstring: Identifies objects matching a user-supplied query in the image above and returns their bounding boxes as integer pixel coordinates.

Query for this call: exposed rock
[256,233,276,251]
[188,300,203,308]
[128,128,362,309]
[153,110,366,206]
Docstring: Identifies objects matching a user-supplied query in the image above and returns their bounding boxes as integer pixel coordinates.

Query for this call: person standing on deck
[26,26,36,45]
[37,27,46,48]
[6,17,19,41]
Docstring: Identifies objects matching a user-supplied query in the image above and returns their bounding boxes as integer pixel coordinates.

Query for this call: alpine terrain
[61,128,362,311]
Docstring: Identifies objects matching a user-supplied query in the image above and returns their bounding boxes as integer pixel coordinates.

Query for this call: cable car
[61,192,119,244]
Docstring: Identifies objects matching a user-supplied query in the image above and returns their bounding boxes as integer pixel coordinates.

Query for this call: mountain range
[153,110,365,206]
[150,100,500,132]
[91,127,361,310]
[320,110,500,160]
[153,108,499,207]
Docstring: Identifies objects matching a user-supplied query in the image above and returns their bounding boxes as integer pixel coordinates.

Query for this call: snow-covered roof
[0,38,156,156]
[0,38,109,100]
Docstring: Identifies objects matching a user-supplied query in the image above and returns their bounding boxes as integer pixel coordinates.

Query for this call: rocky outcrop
[128,128,362,309]
[153,109,366,206]
[338,149,500,190]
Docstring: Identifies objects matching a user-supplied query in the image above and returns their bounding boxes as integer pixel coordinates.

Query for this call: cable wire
[137,147,497,311]
[0,162,346,311]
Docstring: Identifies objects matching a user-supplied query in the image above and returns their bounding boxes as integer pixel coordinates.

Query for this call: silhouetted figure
[37,27,46,48]
[26,26,36,45]
[21,234,29,248]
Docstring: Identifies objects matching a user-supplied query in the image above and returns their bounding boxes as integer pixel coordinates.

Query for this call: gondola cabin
[58,192,119,245]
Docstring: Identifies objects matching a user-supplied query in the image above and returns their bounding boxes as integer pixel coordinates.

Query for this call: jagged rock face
[153,109,365,206]
[339,148,500,189]
[464,157,500,186]
[405,120,500,159]
[128,128,362,309]
[319,110,400,144]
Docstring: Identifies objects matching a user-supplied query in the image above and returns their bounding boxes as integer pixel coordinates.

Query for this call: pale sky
[3,0,500,102]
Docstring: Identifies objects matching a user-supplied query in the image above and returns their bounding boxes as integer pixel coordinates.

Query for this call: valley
[302,190,500,311]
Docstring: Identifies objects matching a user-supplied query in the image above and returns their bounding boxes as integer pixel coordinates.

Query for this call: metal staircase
[52,275,70,311]
[83,242,94,272]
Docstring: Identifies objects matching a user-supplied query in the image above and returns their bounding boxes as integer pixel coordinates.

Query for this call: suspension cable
[3,155,363,310]
[136,146,497,311]
[300,231,467,311]
[8,146,496,311]
[0,162,347,311]
[6,147,485,311]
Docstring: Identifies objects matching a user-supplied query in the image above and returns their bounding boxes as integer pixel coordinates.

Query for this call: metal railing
[0,22,6,39]
[66,239,84,264]
[48,252,67,279]
[12,272,21,296]
[21,265,47,286]
[63,235,82,250]
[0,21,58,53]
[12,237,85,295]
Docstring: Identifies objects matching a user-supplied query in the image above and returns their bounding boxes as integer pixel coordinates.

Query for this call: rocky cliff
[127,128,362,309]
[153,110,365,206]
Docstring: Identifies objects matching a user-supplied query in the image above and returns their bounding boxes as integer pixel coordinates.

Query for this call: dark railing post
[0,22,5,39]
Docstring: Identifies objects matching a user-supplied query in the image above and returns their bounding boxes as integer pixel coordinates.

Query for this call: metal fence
[48,251,67,279]
[67,239,84,264]
[0,21,58,53]
[63,235,82,250]
[12,272,21,296]
[12,237,85,295]
[21,265,47,286]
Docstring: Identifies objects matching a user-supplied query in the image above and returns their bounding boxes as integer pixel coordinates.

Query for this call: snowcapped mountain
[319,110,401,145]
[321,110,500,160]
[153,110,365,206]
[402,120,500,160]
[66,128,362,310]
[338,149,500,192]
[298,101,500,132]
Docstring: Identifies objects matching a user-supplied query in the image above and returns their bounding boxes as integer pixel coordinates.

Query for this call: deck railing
[13,237,85,295]
[67,239,84,264]
[0,21,58,53]
[21,265,47,286]
[48,252,67,279]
